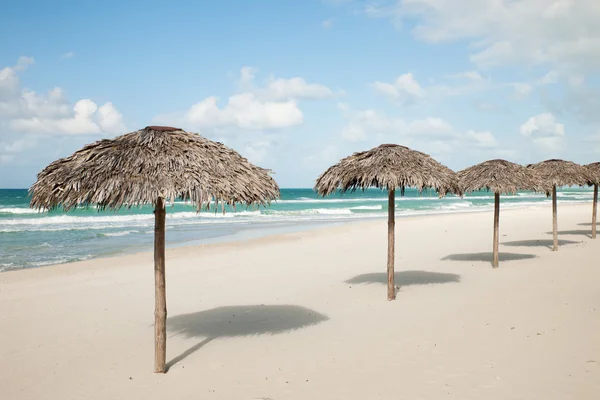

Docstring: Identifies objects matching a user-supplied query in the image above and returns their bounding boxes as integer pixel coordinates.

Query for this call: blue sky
[1,0,599,188]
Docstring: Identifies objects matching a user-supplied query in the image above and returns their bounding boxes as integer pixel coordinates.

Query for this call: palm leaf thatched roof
[29,126,280,211]
[527,159,590,188]
[458,159,547,195]
[585,162,600,185]
[314,144,459,197]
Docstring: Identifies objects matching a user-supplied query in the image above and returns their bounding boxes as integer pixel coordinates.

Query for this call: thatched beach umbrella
[29,126,280,373]
[314,144,458,301]
[586,162,600,239]
[458,159,545,268]
[527,159,589,251]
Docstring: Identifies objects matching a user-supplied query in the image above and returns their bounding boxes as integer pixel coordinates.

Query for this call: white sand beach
[1,203,599,399]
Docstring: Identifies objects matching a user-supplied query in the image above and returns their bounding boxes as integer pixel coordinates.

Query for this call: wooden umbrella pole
[154,197,167,373]
[492,192,500,268]
[593,184,598,239]
[387,188,396,301]
[552,185,558,251]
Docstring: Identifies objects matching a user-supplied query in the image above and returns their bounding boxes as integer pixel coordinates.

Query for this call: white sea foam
[103,230,138,237]
[0,193,593,235]
[30,259,70,267]
[0,207,41,214]
[351,205,383,210]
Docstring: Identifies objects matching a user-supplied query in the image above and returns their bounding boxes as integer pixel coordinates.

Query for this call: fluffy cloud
[322,19,334,29]
[338,107,497,152]
[449,71,484,82]
[263,77,333,100]
[10,100,126,135]
[520,112,565,149]
[240,66,334,101]
[372,73,424,103]
[0,57,126,136]
[157,67,334,131]
[0,136,38,164]
[462,130,498,148]
[242,139,273,164]
[511,83,533,99]
[179,94,303,130]
[373,70,494,103]
[364,0,600,72]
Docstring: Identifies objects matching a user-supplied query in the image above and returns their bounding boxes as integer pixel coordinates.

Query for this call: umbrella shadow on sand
[166,304,328,370]
[346,270,460,286]
[502,239,581,249]
[441,252,536,265]
[578,222,599,226]
[545,230,592,238]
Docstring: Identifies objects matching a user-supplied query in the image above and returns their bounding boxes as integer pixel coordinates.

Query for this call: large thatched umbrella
[314,144,458,301]
[586,162,600,239]
[29,126,280,373]
[458,159,545,268]
[527,159,589,251]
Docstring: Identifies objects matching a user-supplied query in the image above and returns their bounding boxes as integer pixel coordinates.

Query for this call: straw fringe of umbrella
[315,144,459,301]
[29,126,280,373]
[30,126,279,212]
[586,162,600,239]
[457,159,548,267]
[527,159,590,251]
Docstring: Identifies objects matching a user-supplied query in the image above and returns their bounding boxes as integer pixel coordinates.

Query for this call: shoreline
[3,201,594,279]
[1,186,595,273]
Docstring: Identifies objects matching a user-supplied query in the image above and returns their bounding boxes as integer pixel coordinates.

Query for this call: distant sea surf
[0,187,594,272]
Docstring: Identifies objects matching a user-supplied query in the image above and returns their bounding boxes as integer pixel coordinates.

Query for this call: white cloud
[0,136,38,165]
[0,66,20,101]
[338,107,499,155]
[10,98,125,135]
[238,66,256,88]
[2,87,71,118]
[14,56,34,72]
[0,57,126,136]
[373,70,494,103]
[302,143,340,171]
[448,71,485,82]
[239,67,334,100]
[462,130,498,148]
[520,112,565,149]
[340,109,404,142]
[156,67,335,131]
[568,74,585,87]
[61,52,75,60]
[509,69,561,99]
[539,70,560,85]
[337,102,350,111]
[0,57,34,101]
[96,102,126,133]
[372,73,424,103]
[263,76,333,100]
[511,83,533,99]
[164,93,303,130]
[365,0,600,72]
[340,108,476,141]
[322,19,333,29]
[408,117,453,137]
[242,139,272,164]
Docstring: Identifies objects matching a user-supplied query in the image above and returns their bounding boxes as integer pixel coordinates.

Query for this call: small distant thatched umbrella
[314,144,458,301]
[586,162,600,239]
[29,126,280,373]
[527,159,589,251]
[458,159,546,268]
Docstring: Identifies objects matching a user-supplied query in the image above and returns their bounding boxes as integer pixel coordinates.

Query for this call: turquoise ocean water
[0,187,594,272]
